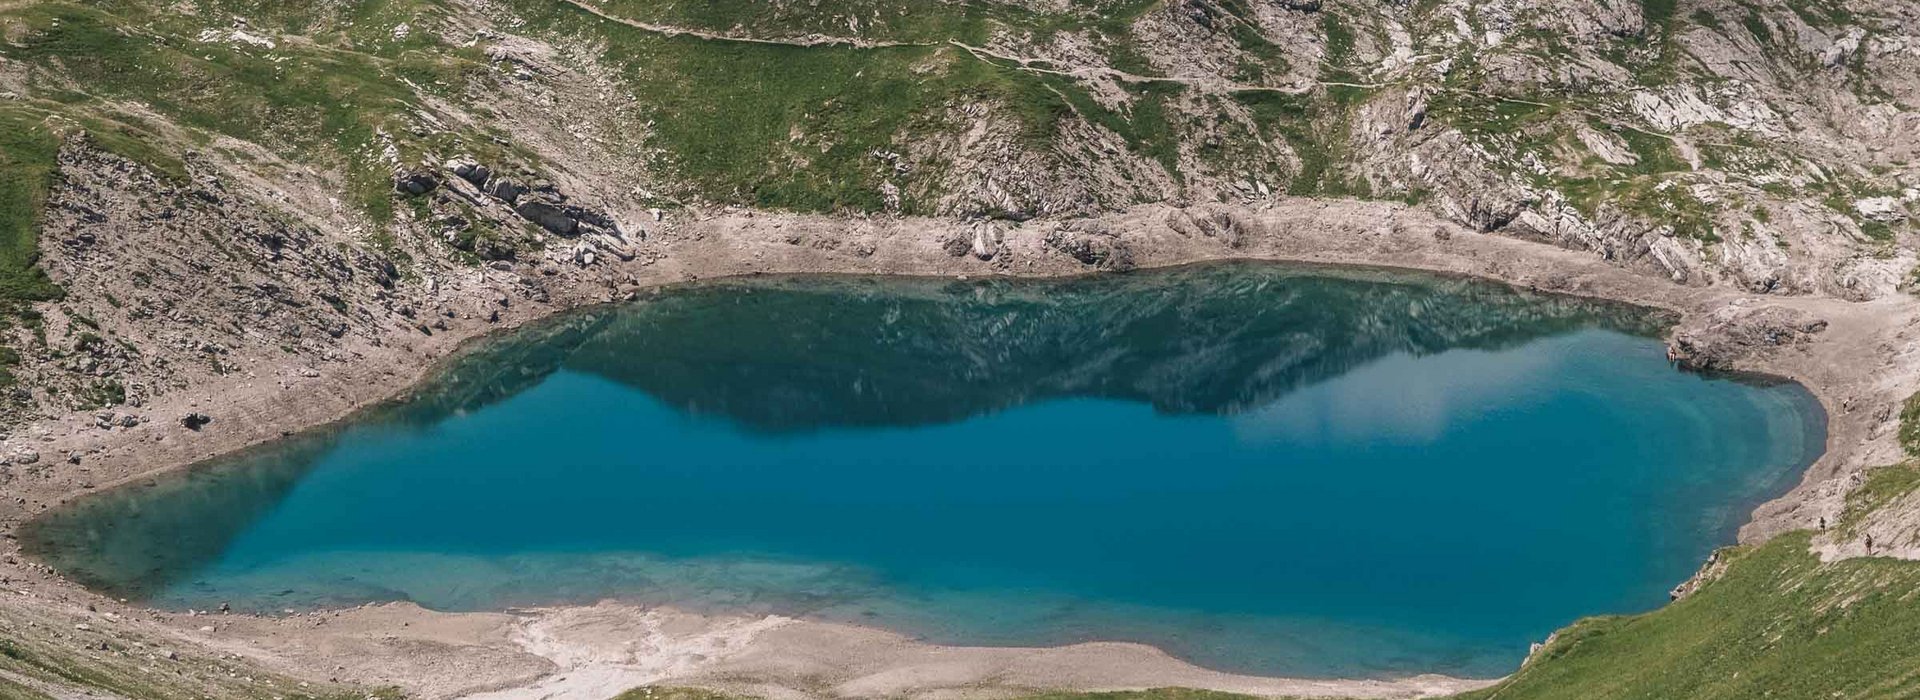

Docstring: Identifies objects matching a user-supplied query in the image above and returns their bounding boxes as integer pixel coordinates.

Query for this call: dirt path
[556,0,933,49]
[553,0,1383,96]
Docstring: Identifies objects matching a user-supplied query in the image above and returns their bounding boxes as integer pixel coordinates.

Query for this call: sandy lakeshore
[3,198,1917,700]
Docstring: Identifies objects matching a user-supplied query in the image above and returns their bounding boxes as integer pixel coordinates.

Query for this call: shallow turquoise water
[25,264,1825,679]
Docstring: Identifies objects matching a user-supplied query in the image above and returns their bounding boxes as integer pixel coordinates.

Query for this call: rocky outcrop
[1667,304,1830,373]
[1044,221,1135,270]
[434,158,622,240]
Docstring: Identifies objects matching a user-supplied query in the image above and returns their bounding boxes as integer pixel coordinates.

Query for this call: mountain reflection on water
[23,263,1816,681]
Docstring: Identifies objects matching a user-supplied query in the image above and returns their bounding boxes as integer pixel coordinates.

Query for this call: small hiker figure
[1819,516,1827,530]
[1866,533,1875,554]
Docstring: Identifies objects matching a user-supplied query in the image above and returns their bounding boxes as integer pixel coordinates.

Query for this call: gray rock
[485,177,526,203]
[1044,227,1134,270]
[1855,197,1906,223]
[515,195,578,236]
[970,226,1000,261]
[444,158,493,187]
[393,172,438,196]
[444,158,478,179]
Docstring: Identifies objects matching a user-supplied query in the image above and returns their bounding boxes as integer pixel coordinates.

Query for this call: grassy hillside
[0,113,64,306]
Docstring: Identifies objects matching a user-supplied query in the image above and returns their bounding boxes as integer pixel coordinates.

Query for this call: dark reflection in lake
[24,263,1822,680]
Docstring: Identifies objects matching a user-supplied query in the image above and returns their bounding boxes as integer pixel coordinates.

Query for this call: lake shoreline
[3,198,1914,699]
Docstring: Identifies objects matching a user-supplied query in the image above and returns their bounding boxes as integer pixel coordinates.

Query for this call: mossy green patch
[0,111,68,306]
[1900,391,1920,457]
[1638,0,1678,29]
[1688,8,1724,32]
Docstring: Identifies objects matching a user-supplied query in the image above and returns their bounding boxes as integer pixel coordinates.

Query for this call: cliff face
[0,0,1913,427]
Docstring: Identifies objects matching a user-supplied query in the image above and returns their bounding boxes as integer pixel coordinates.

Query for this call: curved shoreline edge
[3,198,1913,699]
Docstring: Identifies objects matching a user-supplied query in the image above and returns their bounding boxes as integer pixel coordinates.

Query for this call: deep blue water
[24,264,1826,679]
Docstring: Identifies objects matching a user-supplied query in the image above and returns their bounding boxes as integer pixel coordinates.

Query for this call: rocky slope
[0,0,1915,431]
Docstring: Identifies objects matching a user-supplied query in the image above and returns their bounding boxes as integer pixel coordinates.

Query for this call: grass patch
[1562,175,1718,241]
[613,688,751,700]
[1232,89,1367,196]
[1614,126,1687,174]
[1741,10,1774,43]
[1321,11,1356,66]
[1901,391,1920,457]
[1639,0,1678,29]
[1210,0,1292,82]
[1426,90,1561,138]
[1046,77,1188,179]
[1688,8,1724,32]
[0,111,67,305]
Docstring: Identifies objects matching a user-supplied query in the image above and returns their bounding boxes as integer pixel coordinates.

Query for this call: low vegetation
[1902,391,1920,457]
[0,0,487,222]
[0,112,64,302]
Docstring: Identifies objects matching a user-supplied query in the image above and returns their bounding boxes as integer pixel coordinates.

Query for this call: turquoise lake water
[24,263,1826,679]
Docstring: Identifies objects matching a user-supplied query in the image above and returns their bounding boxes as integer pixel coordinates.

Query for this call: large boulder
[392,171,439,196]
[1044,224,1135,270]
[1855,197,1907,223]
[486,177,526,203]
[515,194,579,236]
[443,158,492,188]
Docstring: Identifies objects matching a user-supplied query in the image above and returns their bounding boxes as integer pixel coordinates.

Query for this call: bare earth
[3,199,1917,700]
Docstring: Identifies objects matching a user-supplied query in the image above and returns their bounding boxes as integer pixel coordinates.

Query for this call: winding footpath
[553,0,1376,96]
